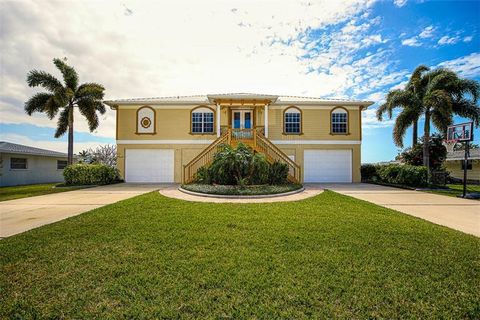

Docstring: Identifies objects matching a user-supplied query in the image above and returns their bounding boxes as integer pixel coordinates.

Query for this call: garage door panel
[304,150,352,183]
[125,149,174,183]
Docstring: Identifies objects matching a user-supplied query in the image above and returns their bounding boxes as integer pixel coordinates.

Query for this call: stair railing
[183,127,301,184]
[254,131,301,183]
[183,130,230,183]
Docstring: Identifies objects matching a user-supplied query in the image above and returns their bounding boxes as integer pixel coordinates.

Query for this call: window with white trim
[331,108,348,134]
[192,107,214,133]
[284,108,301,134]
[57,160,68,170]
[11,157,27,169]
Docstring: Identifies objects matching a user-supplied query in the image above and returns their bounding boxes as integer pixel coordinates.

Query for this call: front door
[232,110,253,129]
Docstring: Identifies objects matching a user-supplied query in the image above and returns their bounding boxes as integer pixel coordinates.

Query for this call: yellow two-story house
[104,93,373,184]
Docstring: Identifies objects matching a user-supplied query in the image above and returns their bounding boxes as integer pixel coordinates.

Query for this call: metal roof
[0,141,68,158]
[446,149,480,160]
[104,93,374,108]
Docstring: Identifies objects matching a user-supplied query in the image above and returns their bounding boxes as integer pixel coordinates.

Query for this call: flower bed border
[178,185,305,199]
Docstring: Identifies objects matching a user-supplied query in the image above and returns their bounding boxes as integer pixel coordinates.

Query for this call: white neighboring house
[445,149,480,183]
[0,141,69,187]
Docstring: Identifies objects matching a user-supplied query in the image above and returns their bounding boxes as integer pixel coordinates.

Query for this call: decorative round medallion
[141,117,152,129]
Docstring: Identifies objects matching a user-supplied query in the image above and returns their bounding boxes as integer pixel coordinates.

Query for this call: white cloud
[1,0,380,141]
[401,37,421,47]
[419,25,435,38]
[393,0,407,8]
[365,91,385,103]
[362,108,394,129]
[463,36,473,42]
[438,35,460,45]
[437,53,480,78]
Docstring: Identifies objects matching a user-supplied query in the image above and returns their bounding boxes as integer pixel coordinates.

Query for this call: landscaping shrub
[250,153,271,185]
[375,164,428,187]
[182,183,302,195]
[361,164,378,182]
[397,134,447,170]
[377,164,402,184]
[63,163,119,185]
[396,165,428,187]
[269,161,289,184]
[208,143,251,185]
[193,143,292,186]
[194,166,212,184]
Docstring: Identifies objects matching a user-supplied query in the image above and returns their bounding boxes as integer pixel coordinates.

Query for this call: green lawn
[425,184,480,199]
[1,191,479,318]
[0,183,84,202]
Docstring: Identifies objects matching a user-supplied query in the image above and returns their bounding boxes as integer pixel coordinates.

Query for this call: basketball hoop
[442,139,457,153]
[444,122,474,153]
[445,122,474,198]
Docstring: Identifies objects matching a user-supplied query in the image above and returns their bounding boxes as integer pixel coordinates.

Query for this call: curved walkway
[159,185,323,203]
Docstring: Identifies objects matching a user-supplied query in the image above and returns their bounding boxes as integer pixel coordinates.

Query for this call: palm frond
[424,89,452,111]
[452,98,480,126]
[376,102,389,121]
[431,108,452,134]
[43,95,60,119]
[76,83,105,100]
[53,58,79,91]
[77,99,101,131]
[424,69,458,95]
[54,108,70,138]
[423,89,453,134]
[24,92,54,115]
[454,78,480,103]
[406,65,429,93]
[377,89,418,121]
[392,106,421,148]
[26,70,63,92]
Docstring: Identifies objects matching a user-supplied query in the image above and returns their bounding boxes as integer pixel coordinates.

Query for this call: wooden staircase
[183,128,301,183]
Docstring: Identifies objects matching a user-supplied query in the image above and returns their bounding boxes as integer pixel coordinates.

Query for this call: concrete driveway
[319,183,480,237]
[0,183,170,238]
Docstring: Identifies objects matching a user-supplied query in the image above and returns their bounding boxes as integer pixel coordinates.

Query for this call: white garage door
[304,150,352,183]
[125,149,174,183]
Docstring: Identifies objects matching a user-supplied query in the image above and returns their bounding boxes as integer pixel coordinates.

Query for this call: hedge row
[63,164,119,185]
[361,163,428,188]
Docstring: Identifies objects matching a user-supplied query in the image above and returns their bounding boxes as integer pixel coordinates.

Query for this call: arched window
[191,106,214,134]
[284,107,302,134]
[331,107,348,134]
[136,106,156,134]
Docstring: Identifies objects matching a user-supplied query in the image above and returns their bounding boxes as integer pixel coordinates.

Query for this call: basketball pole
[462,140,469,198]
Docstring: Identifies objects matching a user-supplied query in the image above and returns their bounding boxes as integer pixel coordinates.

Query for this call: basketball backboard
[446,122,473,142]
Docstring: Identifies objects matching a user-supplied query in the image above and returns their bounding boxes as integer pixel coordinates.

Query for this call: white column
[264,103,269,138]
[216,103,221,137]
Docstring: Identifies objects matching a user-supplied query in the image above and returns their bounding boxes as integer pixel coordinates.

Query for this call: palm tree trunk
[67,105,74,165]
[423,111,430,169]
[412,120,418,146]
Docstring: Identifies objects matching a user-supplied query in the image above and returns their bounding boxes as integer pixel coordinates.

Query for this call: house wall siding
[117,143,361,183]
[0,153,66,186]
[445,160,480,181]
[115,104,364,183]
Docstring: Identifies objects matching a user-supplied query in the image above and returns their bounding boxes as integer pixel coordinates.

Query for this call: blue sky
[1,0,479,162]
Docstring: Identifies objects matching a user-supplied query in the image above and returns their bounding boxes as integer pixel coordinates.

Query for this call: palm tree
[417,68,479,167]
[379,65,480,168]
[376,65,429,146]
[25,58,106,164]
